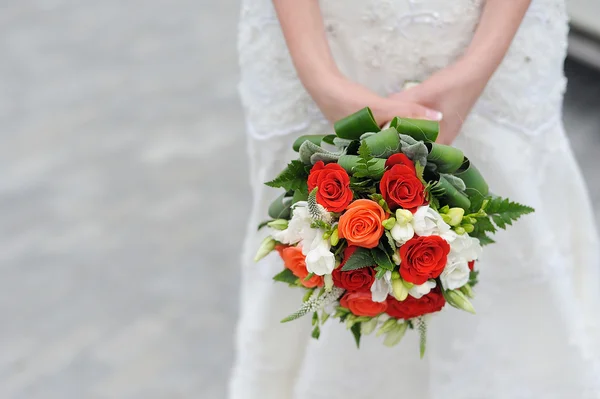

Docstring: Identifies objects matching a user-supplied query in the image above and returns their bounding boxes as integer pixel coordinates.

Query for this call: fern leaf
[265,160,309,194]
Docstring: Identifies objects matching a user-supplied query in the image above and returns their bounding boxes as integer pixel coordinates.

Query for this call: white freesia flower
[408,280,437,299]
[390,223,414,244]
[444,231,482,262]
[412,205,450,236]
[305,245,335,276]
[371,271,393,303]
[271,203,311,245]
[440,256,470,290]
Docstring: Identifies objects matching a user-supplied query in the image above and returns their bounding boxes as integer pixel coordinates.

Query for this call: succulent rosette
[255,107,534,357]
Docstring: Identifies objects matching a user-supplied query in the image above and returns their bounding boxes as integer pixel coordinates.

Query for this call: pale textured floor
[0,2,599,399]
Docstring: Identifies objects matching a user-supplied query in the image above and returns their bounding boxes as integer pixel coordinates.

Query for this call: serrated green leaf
[273,268,298,285]
[351,323,362,348]
[265,160,309,194]
[371,247,395,271]
[384,231,396,254]
[341,247,375,271]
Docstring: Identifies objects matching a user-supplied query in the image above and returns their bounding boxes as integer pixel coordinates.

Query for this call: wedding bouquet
[255,107,533,356]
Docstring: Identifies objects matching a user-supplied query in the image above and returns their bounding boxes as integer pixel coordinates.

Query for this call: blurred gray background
[1,1,599,399]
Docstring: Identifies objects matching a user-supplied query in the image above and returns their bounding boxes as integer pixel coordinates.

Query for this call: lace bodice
[238,0,568,140]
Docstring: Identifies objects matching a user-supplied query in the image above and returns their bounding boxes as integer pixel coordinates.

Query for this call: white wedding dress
[230,1,600,398]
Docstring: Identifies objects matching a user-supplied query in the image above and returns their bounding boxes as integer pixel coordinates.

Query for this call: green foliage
[371,247,395,271]
[292,188,308,204]
[273,268,298,286]
[469,196,533,244]
[485,197,534,228]
[375,267,388,279]
[311,325,321,339]
[424,181,444,210]
[468,270,479,287]
[351,323,362,348]
[265,160,309,195]
[341,247,375,271]
[369,193,392,214]
[257,220,274,231]
[415,161,426,185]
[349,176,376,196]
[382,231,397,255]
[352,143,380,178]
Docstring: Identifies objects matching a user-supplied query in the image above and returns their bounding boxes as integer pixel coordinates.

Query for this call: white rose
[390,222,414,244]
[370,271,392,303]
[412,205,450,236]
[439,256,470,290]
[305,245,335,276]
[408,280,437,299]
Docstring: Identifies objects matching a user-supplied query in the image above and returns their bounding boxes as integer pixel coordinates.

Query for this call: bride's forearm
[272,0,340,94]
[457,0,532,84]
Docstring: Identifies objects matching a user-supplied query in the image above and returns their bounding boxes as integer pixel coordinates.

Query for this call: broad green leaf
[371,247,395,271]
[341,247,375,271]
[273,268,298,285]
[334,107,380,140]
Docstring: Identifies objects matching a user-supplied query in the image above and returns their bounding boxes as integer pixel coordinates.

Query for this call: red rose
[307,161,353,212]
[386,288,446,319]
[332,247,376,291]
[340,290,387,317]
[400,235,450,285]
[276,245,324,288]
[385,153,416,171]
[468,260,475,271]
[379,154,426,212]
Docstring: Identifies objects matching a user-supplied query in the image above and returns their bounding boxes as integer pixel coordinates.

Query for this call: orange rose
[340,290,387,317]
[338,199,386,248]
[276,245,323,288]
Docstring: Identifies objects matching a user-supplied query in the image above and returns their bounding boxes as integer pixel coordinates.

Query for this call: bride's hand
[389,61,488,145]
[310,73,443,126]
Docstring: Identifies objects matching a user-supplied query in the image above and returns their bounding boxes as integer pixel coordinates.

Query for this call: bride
[230,0,600,398]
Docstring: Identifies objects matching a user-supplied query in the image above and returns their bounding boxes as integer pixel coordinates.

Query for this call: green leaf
[311,325,321,339]
[375,267,388,279]
[485,197,535,229]
[273,268,298,286]
[381,231,396,255]
[368,193,392,214]
[312,311,319,326]
[351,323,362,348]
[392,117,439,142]
[257,220,274,231]
[265,160,309,194]
[371,247,395,271]
[468,270,479,287]
[334,107,380,140]
[341,247,375,271]
[292,188,308,205]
